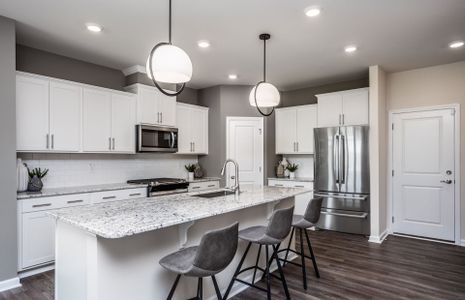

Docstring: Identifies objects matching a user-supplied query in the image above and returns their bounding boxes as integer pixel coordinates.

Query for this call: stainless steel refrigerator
[314,126,370,235]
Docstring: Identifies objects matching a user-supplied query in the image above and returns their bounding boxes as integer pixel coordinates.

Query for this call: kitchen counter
[49,185,309,239]
[268,177,313,182]
[187,177,221,183]
[17,183,146,200]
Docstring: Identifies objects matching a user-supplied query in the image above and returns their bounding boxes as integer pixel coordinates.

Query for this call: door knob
[440,180,452,184]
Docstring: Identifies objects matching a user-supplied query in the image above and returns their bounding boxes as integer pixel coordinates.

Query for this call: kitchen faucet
[221,159,240,194]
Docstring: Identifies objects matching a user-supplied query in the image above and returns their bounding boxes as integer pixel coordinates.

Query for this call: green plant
[27,167,49,179]
[286,163,299,172]
[185,164,197,172]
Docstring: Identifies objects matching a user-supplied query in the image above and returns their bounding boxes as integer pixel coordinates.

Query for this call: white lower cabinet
[268,179,313,215]
[188,180,220,192]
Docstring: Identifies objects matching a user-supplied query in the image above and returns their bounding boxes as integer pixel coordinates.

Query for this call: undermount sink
[194,190,236,198]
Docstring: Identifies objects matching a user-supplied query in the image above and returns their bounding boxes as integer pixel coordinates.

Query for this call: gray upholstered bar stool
[223,206,294,300]
[278,197,323,290]
[159,222,239,300]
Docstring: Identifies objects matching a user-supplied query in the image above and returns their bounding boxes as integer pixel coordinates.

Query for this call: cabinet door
[317,93,343,127]
[16,75,50,151]
[159,93,176,127]
[296,105,317,154]
[82,88,112,152]
[49,81,81,152]
[21,211,55,269]
[275,108,297,154]
[191,108,208,154]
[176,104,192,153]
[111,93,136,153]
[137,86,159,125]
[342,89,369,126]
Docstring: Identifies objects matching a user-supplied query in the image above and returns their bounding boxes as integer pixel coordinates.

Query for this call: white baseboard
[0,277,21,293]
[368,230,389,244]
[18,264,54,279]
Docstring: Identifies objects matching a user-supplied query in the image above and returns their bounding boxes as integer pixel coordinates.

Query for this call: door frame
[387,103,461,245]
[226,116,265,186]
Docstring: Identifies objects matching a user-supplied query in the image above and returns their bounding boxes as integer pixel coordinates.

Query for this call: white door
[111,93,136,153]
[275,108,296,154]
[392,108,456,241]
[176,104,192,153]
[82,88,112,152]
[296,105,317,153]
[226,117,264,186]
[16,75,50,151]
[21,211,55,269]
[342,89,369,126]
[49,81,81,151]
[317,93,343,127]
[138,86,159,125]
[159,94,176,127]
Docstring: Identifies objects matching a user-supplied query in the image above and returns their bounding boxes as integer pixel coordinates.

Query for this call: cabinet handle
[67,200,84,204]
[192,186,200,189]
[129,193,142,196]
[102,196,116,200]
[51,134,54,149]
[274,184,284,187]
[161,112,163,124]
[193,142,195,152]
[294,185,305,188]
[157,112,160,123]
[342,114,345,125]
[46,134,49,149]
[296,142,299,152]
[112,138,115,150]
[32,203,52,208]
[109,137,112,150]
[208,184,216,187]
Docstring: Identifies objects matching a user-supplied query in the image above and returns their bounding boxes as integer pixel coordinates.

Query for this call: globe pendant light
[249,33,280,116]
[146,0,192,96]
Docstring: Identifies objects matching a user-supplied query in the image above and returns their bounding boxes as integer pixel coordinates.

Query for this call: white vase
[289,172,296,179]
[188,172,194,181]
[17,159,29,192]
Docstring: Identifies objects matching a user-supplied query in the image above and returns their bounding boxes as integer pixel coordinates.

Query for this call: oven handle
[169,132,175,148]
[314,193,368,201]
[321,211,368,219]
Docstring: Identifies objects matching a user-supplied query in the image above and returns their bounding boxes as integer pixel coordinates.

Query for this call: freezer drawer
[314,192,369,212]
[316,208,370,235]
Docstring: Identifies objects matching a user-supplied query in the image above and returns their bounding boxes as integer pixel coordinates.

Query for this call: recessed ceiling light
[344,45,357,53]
[197,40,210,48]
[86,23,103,33]
[449,40,464,49]
[228,74,238,80]
[305,7,321,17]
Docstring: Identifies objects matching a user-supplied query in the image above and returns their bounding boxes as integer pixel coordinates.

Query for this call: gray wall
[16,45,126,90]
[0,16,18,282]
[199,85,278,184]
[281,78,369,107]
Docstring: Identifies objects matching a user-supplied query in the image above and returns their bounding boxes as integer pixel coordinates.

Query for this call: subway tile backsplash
[18,153,198,188]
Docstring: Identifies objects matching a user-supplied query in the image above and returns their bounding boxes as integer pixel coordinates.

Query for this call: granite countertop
[188,177,221,183]
[17,183,147,200]
[48,185,309,239]
[268,177,313,182]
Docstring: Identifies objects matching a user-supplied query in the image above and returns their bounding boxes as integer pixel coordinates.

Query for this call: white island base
[55,197,295,300]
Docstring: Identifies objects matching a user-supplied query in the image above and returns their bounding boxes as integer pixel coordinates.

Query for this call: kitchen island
[49,185,310,300]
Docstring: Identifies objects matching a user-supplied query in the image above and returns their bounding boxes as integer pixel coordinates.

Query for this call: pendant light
[146,0,192,96]
[249,33,280,116]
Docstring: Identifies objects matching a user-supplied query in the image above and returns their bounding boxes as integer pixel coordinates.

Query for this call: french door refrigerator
[314,126,370,235]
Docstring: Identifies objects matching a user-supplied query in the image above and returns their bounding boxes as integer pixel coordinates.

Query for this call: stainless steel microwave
[136,125,178,153]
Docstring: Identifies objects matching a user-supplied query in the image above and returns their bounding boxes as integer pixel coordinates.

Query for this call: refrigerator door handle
[334,135,340,184]
[314,193,368,201]
[340,134,346,184]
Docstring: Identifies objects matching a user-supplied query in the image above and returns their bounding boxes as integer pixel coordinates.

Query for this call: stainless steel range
[127,178,189,197]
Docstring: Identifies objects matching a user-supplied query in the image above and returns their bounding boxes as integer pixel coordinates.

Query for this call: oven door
[137,125,178,152]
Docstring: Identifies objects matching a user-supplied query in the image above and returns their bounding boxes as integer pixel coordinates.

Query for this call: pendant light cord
[263,38,267,82]
[168,0,172,44]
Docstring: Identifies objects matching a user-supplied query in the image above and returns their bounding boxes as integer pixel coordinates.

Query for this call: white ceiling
[1,0,464,90]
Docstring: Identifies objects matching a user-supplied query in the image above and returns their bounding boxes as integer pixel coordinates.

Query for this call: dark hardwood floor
[2,231,464,299]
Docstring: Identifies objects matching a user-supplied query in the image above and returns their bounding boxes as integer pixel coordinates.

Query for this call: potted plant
[27,167,49,192]
[286,163,298,179]
[185,164,196,181]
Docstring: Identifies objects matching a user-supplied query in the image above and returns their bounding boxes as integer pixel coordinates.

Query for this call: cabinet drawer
[268,180,291,187]
[188,181,220,192]
[20,194,91,213]
[268,179,313,189]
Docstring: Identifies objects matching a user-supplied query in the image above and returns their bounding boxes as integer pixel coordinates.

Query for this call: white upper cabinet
[176,103,208,155]
[49,81,81,151]
[316,88,369,127]
[111,93,136,153]
[16,75,50,151]
[275,104,317,154]
[82,88,112,152]
[125,84,177,127]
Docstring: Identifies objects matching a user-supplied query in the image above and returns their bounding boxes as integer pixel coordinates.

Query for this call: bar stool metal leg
[167,274,181,300]
[223,242,252,300]
[283,227,295,267]
[211,275,222,299]
[299,228,308,290]
[252,244,262,284]
[304,229,320,278]
[265,246,271,300]
[197,277,203,300]
[272,244,291,300]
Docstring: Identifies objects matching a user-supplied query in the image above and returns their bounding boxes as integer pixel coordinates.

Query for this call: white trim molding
[0,277,21,293]
[122,65,146,76]
[368,230,389,244]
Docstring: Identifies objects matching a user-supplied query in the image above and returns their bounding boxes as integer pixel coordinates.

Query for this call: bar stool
[279,197,323,290]
[223,206,294,300]
[159,222,239,300]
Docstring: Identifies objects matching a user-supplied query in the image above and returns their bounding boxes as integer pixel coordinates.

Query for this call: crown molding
[122,65,146,76]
